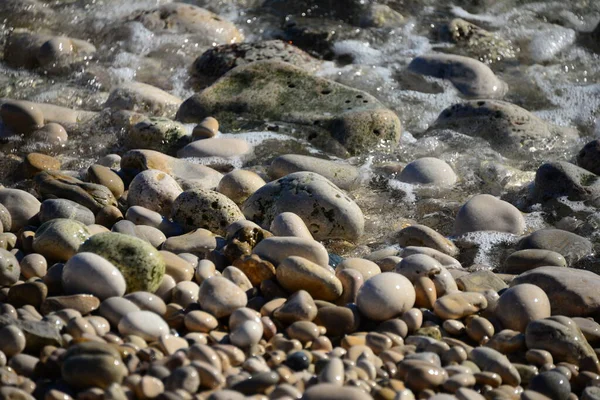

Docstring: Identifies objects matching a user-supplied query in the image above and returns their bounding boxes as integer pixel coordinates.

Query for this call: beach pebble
[577,139,600,175]
[396,224,458,256]
[33,219,90,262]
[302,383,373,400]
[272,290,318,324]
[0,188,41,232]
[516,229,592,265]
[229,320,263,347]
[269,154,360,190]
[532,161,600,204]
[496,284,551,332]
[30,122,68,145]
[78,232,166,293]
[0,100,44,134]
[62,252,127,300]
[243,172,364,241]
[399,157,458,186]
[270,212,313,239]
[357,272,415,321]
[454,194,525,235]
[0,325,26,357]
[469,346,521,386]
[503,249,567,273]
[528,370,571,400]
[216,169,265,205]
[98,297,141,327]
[276,256,343,301]
[22,152,60,178]
[178,137,252,159]
[335,258,380,281]
[105,81,182,118]
[19,253,47,279]
[0,204,11,233]
[126,117,188,153]
[126,205,183,237]
[87,164,125,199]
[39,199,95,225]
[528,26,576,63]
[253,236,329,267]
[0,248,20,286]
[171,188,245,236]
[191,117,219,139]
[198,276,248,318]
[118,310,169,341]
[128,169,183,216]
[408,53,507,98]
[433,292,488,320]
[61,342,128,389]
[184,310,218,333]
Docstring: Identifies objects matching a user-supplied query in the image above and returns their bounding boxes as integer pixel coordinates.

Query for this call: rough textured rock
[510,267,600,318]
[429,100,578,158]
[242,172,364,241]
[177,60,401,156]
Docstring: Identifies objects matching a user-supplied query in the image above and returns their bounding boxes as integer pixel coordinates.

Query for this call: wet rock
[528,26,576,63]
[125,117,189,153]
[516,229,592,265]
[35,171,117,214]
[105,81,183,118]
[79,232,166,293]
[276,256,343,301]
[192,40,320,82]
[177,60,401,156]
[408,53,507,98]
[62,252,127,300]
[430,100,578,158]
[171,188,245,235]
[511,266,600,318]
[243,172,364,241]
[577,139,600,175]
[39,199,95,225]
[399,157,458,186]
[396,224,458,256]
[503,249,567,274]
[454,194,525,235]
[532,161,600,203]
[496,284,551,332]
[269,154,360,190]
[178,137,252,159]
[32,219,90,262]
[22,153,60,178]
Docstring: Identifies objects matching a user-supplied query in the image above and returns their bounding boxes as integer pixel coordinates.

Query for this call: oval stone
[33,219,90,262]
[357,272,416,321]
[277,256,343,301]
[62,252,127,300]
[198,276,248,319]
[454,194,525,235]
[118,310,169,341]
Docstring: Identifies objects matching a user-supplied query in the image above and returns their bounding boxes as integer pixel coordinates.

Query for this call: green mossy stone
[79,232,165,293]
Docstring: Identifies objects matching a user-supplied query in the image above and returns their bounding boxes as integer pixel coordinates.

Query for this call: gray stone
[503,249,567,274]
[577,139,600,175]
[0,248,20,287]
[242,172,364,241]
[454,194,525,235]
[39,198,95,225]
[105,81,183,118]
[126,117,189,153]
[0,188,40,232]
[399,157,458,186]
[176,60,401,156]
[269,154,360,190]
[429,100,578,158]
[516,229,592,265]
[532,161,600,203]
[469,347,521,386]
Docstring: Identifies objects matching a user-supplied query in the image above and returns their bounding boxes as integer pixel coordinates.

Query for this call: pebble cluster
[0,0,600,400]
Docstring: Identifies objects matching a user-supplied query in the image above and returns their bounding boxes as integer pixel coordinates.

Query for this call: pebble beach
[0,0,600,399]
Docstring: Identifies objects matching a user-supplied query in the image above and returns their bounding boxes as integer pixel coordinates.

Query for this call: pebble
[162,229,219,256]
[454,194,525,235]
[41,294,100,315]
[276,256,343,301]
[105,81,182,118]
[242,172,364,241]
[61,342,128,389]
[433,292,488,320]
[356,272,416,321]
[126,205,183,237]
[253,236,329,267]
[269,154,360,190]
[273,290,318,324]
[399,157,458,186]
[270,212,313,239]
[19,253,47,279]
[396,224,459,256]
[469,346,521,386]
[87,164,125,199]
[22,152,60,178]
[31,122,68,145]
[78,232,166,293]
[495,284,551,332]
[528,370,571,400]
[335,257,381,281]
[39,198,95,225]
[517,229,592,265]
[177,137,252,158]
[577,139,600,175]
[98,297,141,327]
[0,324,26,357]
[0,99,44,134]
[198,276,248,318]
[232,254,276,287]
[0,188,41,232]
[126,117,188,153]
[118,310,169,341]
[216,169,265,205]
[0,248,20,286]
[171,188,245,235]
[127,169,183,216]
[230,320,263,347]
[32,218,90,262]
[191,117,219,139]
[302,383,373,400]
[503,249,567,273]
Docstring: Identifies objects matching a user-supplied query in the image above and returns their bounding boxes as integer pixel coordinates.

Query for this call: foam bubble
[388,179,416,203]
[332,40,383,65]
[528,26,576,63]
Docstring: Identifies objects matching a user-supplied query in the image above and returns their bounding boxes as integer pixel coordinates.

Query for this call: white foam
[455,231,520,267]
[450,6,507,26]
[528,26,576,63]
[332,40,383,65]
[388,179,417,203]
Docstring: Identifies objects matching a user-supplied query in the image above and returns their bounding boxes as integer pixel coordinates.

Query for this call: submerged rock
[177,60,401,156]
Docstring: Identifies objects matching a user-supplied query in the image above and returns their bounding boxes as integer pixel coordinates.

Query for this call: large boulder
[177,60,401,156]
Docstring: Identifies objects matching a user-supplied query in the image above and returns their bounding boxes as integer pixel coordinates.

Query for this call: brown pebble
[433,292,487,320]
[192,117,219,140]
[466,316,495,343]
[414,275,437,309]
[41,294,100,315]
[23,153,60,179]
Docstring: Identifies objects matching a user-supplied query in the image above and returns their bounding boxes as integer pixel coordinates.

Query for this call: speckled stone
[357,272,416,321]
[32,219,90,262]
[78,232,165,293]
[127,169,183,216]
[216,169,266,205]
[171,188,245,235]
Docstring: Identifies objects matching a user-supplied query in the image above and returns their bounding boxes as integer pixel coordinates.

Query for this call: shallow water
[1,0,600,268]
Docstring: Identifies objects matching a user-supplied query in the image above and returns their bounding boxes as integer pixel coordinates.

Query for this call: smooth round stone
[503,249,567,274]
[433,292,488,320]
[230,320,263,347]
[516,229,592,265]
[454,194,525,235]
[160,251,194,282]
[318,357,345,385]
[0,325,26,357]
[243,172,364,241]
[23,153,61,178]
[395,253,442,282]
[39,199,95,225]
[33,219,90,262]
[277,256,343,301]
[469,347,521,386]
[273,290,318,324]
[1,100,44,133]
[216,169,265,205]
[87,164,125,199]
[134,225,166,247]
[302,383,373,400]
[232,254,276,287]
[126,206,183,237]
[98,297,140,327]
[37,36,74,65]
[357,272,416,321]
[0,188,41,232]
[126,117,188,153]
[269,154,360,190]
[177,137,252,158]
[335,258,381,281]
[171,188,245,236]
[31,122,68,145]
[79,232,166,293]
[583,386,600,400]
[0,204,11,233]
[184,310,218,333]
[578,139,600,175]
[496,284,551,332]
[118,310,169,341]
[0,248,20,286]
[399,157,457,186]
[198,276,248,318]
[192,117,219,139]
[396,224,458,257]
[128,169,183,216]
[253,236,329,267]
[528,371,570,400]
[19,253,47,279]
[270,212,313,239]
[125,292,167,316]
[172,280,200,307]
[61,342,128,389]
